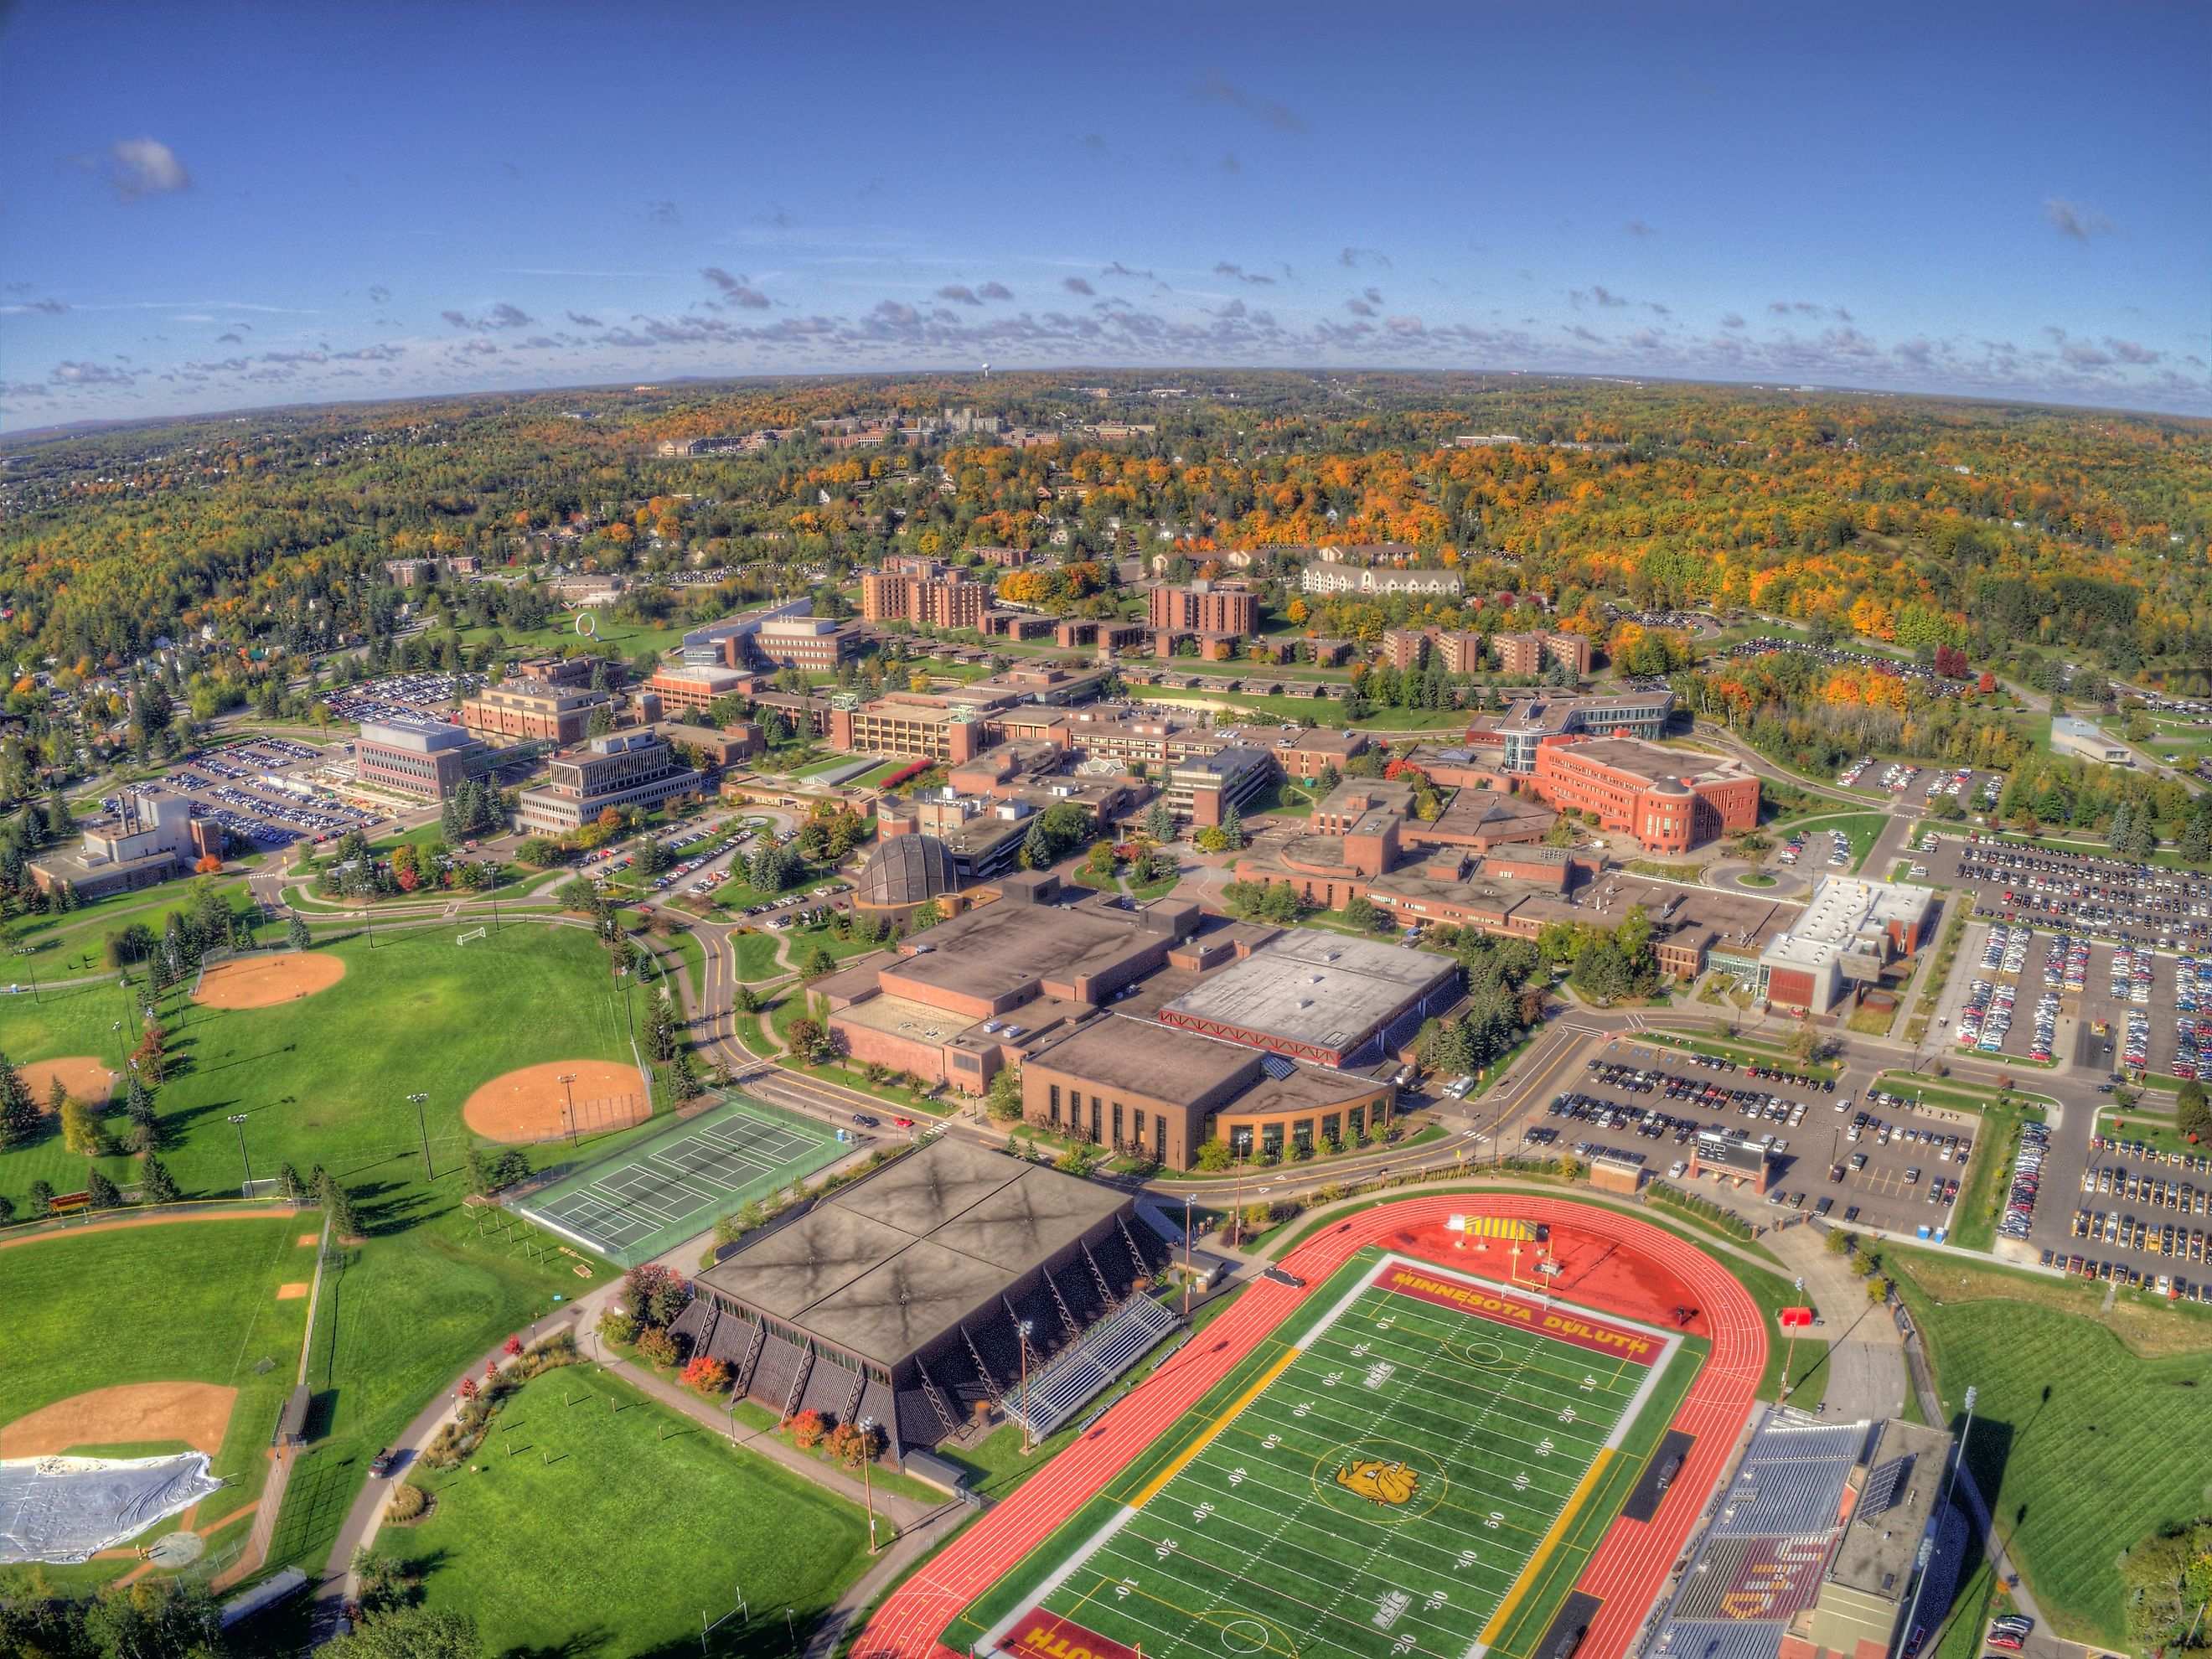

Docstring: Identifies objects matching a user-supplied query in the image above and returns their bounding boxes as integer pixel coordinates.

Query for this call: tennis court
[513,1095,843,1266]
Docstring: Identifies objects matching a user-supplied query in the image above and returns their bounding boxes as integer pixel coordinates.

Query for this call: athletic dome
[855,834,959,907]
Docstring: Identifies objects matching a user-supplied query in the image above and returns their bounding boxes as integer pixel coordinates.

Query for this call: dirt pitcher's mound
[193,953,347,1010]
[2,1382,237,1458]
[463,1060,648,1143]
[20,1057,117,1106]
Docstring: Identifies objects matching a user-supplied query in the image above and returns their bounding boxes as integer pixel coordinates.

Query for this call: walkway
[1764,1223,1910,1419]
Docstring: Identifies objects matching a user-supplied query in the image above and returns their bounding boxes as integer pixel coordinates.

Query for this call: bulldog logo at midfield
[1335,1456,1420,1507]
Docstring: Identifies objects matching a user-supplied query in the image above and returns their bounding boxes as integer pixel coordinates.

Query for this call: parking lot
[1947,917,2199,1078]
[1925,831,2212,952]
[322,669,483,726]
[2058,1135,2212,1302]
[1834,753,2005,814]
[144,737,385,852]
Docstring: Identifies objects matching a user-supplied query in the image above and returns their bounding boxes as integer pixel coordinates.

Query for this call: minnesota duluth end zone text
[1383,1269,1660,1364]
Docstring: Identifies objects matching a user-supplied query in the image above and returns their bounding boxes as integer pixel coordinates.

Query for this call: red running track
[855,1193,1766,1659]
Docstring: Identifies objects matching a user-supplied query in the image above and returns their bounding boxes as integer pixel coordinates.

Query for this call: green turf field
[379,1362,872,1658]
[951,1251,1685,1659]
[0,1217,318,1579]
[1889,1246,2212,1645]
[0,923,645,1212]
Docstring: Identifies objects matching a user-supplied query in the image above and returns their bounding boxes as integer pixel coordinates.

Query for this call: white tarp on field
[0,1453,223,1563]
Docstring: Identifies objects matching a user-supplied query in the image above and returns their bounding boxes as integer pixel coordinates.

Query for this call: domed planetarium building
[852,833,960,921]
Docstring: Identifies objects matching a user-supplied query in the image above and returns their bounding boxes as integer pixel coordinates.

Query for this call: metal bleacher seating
[1010,1293,1181,1440]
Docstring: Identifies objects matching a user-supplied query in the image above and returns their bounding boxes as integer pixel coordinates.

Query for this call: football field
[967,1253,1687,1659]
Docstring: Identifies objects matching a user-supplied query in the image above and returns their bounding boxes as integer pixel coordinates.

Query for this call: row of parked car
[1998,1120,2053,1242]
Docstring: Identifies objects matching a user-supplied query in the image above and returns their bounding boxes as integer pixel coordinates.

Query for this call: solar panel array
[1859,1453,1914,1517]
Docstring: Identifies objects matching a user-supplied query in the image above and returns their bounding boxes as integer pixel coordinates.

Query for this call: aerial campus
[3,10,2209,1659]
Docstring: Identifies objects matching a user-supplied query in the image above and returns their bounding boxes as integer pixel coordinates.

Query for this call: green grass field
[0,1217,318,1578]
[1889,1247,2212,1646]
[0,923,645,1212]
[381,1363,872,1659]
[944,1249,1689,1659]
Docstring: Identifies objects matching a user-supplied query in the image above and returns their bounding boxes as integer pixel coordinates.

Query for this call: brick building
[460,679,611,747]
[1528,737,1760,853]
[1146,580,1258,638]
[1492,630,1592,677]
[861,561,990,630]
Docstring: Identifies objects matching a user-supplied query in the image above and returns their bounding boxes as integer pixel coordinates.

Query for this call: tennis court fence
[518,1091,650,1145]
[509,1089,845,1269]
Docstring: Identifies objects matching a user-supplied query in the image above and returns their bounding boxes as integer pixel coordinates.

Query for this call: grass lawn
[11,876,260,969]
[0,1217,318,1574]
[1636,1029,1843,1080]
[1947,1098,2048,1253]
[266,1196,617,1584]
[0,923,645,1213]
[1888,1246,2212,1645]
[381,1363,872,1659]
[455,615,692,659]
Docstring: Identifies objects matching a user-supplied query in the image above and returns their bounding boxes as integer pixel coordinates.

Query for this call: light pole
[1183,1194,1195,1320]
[1899,1384,1976,1653]
[113,1020,126,1068]
[1016,1319,1034,1454]
[408,1093,432,1179]
[556,1073,579,1146]
[227,1114,253,1196]
[857,1414,880,1553]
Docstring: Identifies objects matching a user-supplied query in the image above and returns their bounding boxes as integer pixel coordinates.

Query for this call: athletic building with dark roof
[681,1137,1169,1456]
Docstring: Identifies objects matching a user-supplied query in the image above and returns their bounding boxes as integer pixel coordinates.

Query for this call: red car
[369,1448,398,1478]
[890,1115,915,1129]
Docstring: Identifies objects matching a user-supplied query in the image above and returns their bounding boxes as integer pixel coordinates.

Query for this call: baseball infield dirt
[191,953,347,1010]
[19,1057,117,1106]
[462,1059,646,1143]
[1,1382,237,1458]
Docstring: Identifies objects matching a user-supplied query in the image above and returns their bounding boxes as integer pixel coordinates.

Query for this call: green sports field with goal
[949,1250,1698,1659]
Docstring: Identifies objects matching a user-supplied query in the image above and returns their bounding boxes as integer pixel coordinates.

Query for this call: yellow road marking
[1131,1345,1302,1510]
[1479,1448,1614,1645]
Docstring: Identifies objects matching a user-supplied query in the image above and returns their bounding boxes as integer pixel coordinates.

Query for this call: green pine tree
[1020,817,1052,870]
[142,1156,180,1204]
[0,1052,40,1150]
[85,1167,122,1211]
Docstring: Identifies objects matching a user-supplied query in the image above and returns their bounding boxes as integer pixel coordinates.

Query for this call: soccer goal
[456,927,488,946]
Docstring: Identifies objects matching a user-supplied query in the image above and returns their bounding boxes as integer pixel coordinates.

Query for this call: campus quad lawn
[382,1364,872,1659]
[0,923,644,1212]
[0,1217,316,1556]
[1889,1247,2212,1646]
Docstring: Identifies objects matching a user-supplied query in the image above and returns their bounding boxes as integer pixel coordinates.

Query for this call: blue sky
[4,1,2206,431]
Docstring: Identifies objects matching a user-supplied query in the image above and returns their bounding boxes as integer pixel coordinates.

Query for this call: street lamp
[407,1093,432,1179]
[857,1414,880,1553]
[113,1020,125,1067]
[227,1114,254,1196]
[1016,1319,1034,1454]
[1183,1194,1195,1320]
[556,1072,580,1147]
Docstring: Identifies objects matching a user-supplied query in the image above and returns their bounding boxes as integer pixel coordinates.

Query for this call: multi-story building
[861,561,989,630]
[1528,737,1759,853]
[1300,561,1463,597]
[1473,689,1676,770]
[747,614,864,671]
[825,695,990,765]
[1492,630,1592,678]
[514,732,702,834]
[460,679,611,747]
[354,717,499,801]
[27,789,220,902]
[644,664,750,718]
[1757,876,1939,1014]
[1381,627,1486,674]
[1146,580,1258,638]
[1164,745,1276,826]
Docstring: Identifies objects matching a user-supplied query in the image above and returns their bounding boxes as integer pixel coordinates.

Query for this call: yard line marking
[1477,1447,1615,1647]
[1129,1344,1302,1512]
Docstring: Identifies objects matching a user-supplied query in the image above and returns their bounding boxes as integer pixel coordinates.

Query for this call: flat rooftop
[698,1137,1128,1367]
[877,899,1164,1005]
[1025,1011,1258,1105]
[1157,928,1454,1053]
[1826,1418,1956,1600]
[1760,876,1932,972]
[1555,736,1749,788]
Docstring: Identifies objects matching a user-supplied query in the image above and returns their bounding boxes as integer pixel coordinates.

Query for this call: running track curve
[855,1192,1766,1659]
